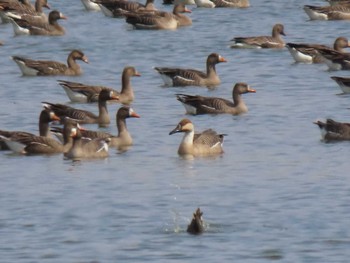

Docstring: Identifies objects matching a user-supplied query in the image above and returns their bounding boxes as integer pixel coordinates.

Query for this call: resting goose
[304,4,350,20]
[286,37,350,63]
[169,118,225,157]
[314,119,350,141]
[154,53,227,87]
[231,24,286,49]
[4,0,50,24]
[42,89,120,127]
[57,66,140,104]
[176,82,256,115]
[187,208,204,234]
[212,0,249,8]
[96,0,156,17]
[0,0,35,22]
[9,10,67,36]
[12,50,88,76]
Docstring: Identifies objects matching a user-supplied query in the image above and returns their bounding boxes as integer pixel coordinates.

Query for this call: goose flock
[1,0,350,163]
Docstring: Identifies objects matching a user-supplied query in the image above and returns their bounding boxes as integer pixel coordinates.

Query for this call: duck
[314,119,350,141]
[96,0,156,17]
[9,10,67,35]
[4,0,50,24]
[169,118,225,157]
[303,4,350,20]
[187,208,204,234]
[316,48,350,70]
[12,50,88,76]
[154,53,227,87]
[64,127,110,159]
[212,0,249,8]
[57,66,140,104]
[42,89,120,127]
[81,0,101,11]
[176,82,256,115]
[230,24,286,49]
[330,76,350,93]
[286,37,350,63]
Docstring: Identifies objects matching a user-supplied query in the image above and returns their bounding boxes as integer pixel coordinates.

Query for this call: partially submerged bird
[12,50,88,76]
[169,118,225,157]
[176,82,256,115]
[187,208,204,234]
[314,119,350,141]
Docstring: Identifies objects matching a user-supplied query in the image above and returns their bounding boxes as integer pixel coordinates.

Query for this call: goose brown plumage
[212,0,249,8]
[0,0,34,22]
[316,48,350,70]
[231,24,286,49]
[4,0,50,24]
[304,4,350,20]
[154,53,227,87]
[42,89,120,127]
[12,50,88,76]
[96,0,156,17]
[57,66,140,104]
[176,82,256,115]
[169,118,225,157]
[330,76,350,93]
[187,208,204,234]
[314,119,350,141]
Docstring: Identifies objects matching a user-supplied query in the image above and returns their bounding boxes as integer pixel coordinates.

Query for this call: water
[1,0,350,262]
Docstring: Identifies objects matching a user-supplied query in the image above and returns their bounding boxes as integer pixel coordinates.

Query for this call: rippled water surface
[1,0,350,262]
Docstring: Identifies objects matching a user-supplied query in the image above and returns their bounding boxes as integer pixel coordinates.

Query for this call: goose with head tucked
[154,53,227,87]
[12,50,88,76]
[314,119,350,141]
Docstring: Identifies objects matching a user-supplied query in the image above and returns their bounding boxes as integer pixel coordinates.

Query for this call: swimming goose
[231,24,286,49]
[176,82,255,115]
[303,4,350,20]
[316,48,350,70]
[4,0,50,24]
[64,127,110,159]
[330,76,350,93]
[57,66,140,104]
[212,0,249,8]
[286,37,350,63]
[187,208,204,234]
[9,10,66,35]
[169,118,225,156]
[0,0,34,22]
[42,89,120,127]
[314,119,350,141]
[12,50,88,76]
[154,53,227,87]
[96,0,156,17]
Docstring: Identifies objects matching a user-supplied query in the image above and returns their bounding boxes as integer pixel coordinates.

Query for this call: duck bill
[134,71,141,77]
[219,56,227,62]
[82,56,89,63]
[184,8,192,13]
[52,113,61,121]
[169,125,181,135]
[131,112,140,118]
[248,87,256,93]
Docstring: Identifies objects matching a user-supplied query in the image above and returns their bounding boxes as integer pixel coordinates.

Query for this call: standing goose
[303,4,350,20]
[169,118,225,156]
[212,0,249,8]
[12,50,88,76]
[154,53,227,87]
[187,208,204,234]
[231,24,286,49]
[176,82,256,115]
[42,89,120,127]
[286,37,350,64]
[4,0,50,24]
[314,119,350,141]
[9,10,67,35]
[64,127,110,159]
[330,76,350,93]
[57,66,140,104]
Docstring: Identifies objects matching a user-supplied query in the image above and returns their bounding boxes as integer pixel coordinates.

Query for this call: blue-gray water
[1,0,350,262]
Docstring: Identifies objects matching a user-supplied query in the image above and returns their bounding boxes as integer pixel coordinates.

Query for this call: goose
[212,0,249,8]
[57,66,140,104]
[96,0,156,17]
[230,24,286,49]
[9,10,67,35]
[316,48,350,70]
[194,0,215,8]
[0,0,35,22]
[169,118,225,156]
[64,127,110,159]
[326,0,350,6]
[176,82,256,115]
[286,37,350,63]
[314,119,350,141]
[81,0,101,11]
[4,0,50,24]
[304,4,350,20]
[42,89,120,127]
[330,76,350,93]
[154,53,226,87]
[187,208,204,234]
[12,50,88,76]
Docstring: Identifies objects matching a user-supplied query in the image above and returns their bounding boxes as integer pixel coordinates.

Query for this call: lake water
[1,0,350,262]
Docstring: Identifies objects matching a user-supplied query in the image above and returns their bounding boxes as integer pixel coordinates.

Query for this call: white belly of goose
[303,7,329,20]
[81,0,101,11]
[13,60,39,76]
[287,47,314,63]
[99,5,113,17]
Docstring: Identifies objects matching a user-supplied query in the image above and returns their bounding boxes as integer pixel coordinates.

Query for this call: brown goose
[64,127,110,159]
[231,24,286,49]
[0,119,75,154]
[154,53,227,87]
[96,0,157,17]
[314,119,350,141]
[169,118,225,157]
[187,208,204,235]
[12,50,88,76]
[316,48,350,70]
[212,0,249,8]
[326,0,350,6]
[330,76,350,93]
[0,0,34,22]
[176,82,256,115]
[286,37,350,63]
[0,108,60,150]
[5,0,50,24]
[57,66,140,104]
[9,10,66,35]
[42,89,120,127]
[304,4,350,20]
